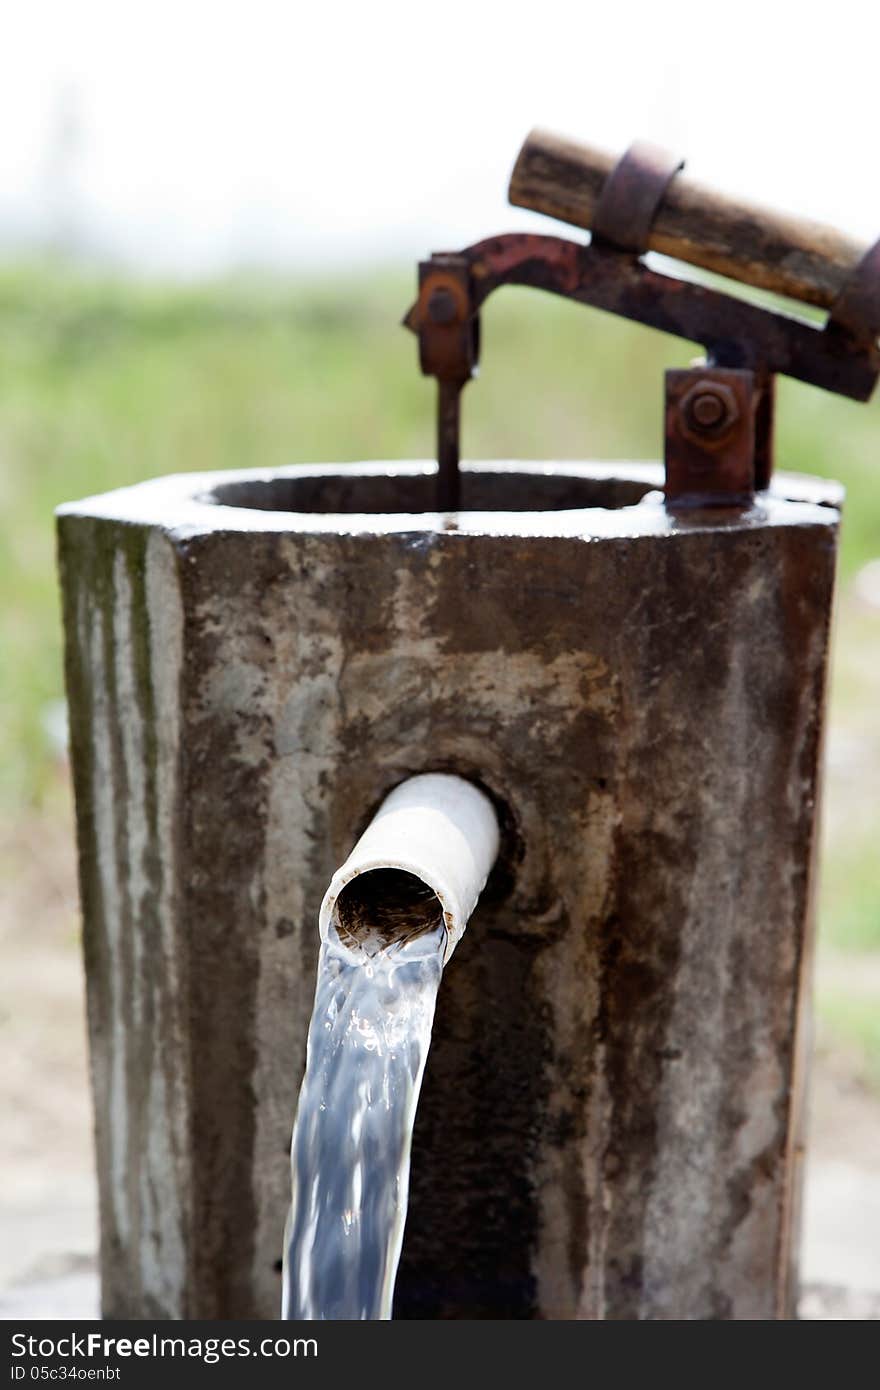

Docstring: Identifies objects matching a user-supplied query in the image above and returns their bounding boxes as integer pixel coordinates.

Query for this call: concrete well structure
[57,460,841,1319]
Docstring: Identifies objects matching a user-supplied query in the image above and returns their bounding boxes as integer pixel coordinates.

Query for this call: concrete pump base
[57,460,841,1319]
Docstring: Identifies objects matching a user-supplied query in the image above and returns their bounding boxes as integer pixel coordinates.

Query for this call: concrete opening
[206,469,655,514]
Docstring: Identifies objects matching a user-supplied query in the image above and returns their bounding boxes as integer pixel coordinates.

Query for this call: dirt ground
[1,784,878,1315]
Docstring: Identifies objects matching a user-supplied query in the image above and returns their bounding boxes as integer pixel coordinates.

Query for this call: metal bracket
[664,368,756,509]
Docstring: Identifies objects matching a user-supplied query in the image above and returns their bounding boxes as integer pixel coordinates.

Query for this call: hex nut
[680,380,740,441]
[427,288,459,325]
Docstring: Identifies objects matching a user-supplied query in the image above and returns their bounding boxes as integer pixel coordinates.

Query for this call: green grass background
[1,261,878,1073]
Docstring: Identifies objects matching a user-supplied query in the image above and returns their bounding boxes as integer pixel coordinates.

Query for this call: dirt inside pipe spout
[333,869,445,956]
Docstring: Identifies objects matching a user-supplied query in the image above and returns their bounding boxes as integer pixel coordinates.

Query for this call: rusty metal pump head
[405,131,880,511]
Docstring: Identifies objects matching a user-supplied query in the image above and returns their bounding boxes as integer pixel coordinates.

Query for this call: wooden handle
[509,128,867,311]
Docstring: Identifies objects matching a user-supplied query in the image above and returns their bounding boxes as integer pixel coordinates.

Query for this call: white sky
[1,0,878,274]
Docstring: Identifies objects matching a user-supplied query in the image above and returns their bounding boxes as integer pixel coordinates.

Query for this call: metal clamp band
[591,140,685,255]
[828,235,880,346]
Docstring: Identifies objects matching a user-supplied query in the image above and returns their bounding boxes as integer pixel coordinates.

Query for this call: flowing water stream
[282,870,447,1320]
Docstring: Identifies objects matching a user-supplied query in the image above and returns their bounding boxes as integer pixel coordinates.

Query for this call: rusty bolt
[680,380,740,438]
[427,288,459,325]
[691,393,725,427]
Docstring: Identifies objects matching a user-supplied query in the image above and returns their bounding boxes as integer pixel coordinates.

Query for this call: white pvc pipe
[319,773,500,964]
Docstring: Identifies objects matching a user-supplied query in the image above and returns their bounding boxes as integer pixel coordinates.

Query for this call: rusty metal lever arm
[405,233,880,399]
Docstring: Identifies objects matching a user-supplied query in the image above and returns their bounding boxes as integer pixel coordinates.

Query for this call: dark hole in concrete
[207,470,655,515]
[333,869,444,953]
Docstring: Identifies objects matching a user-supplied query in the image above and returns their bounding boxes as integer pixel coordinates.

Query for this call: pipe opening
[332,868,444,955]
[319,772,501,965]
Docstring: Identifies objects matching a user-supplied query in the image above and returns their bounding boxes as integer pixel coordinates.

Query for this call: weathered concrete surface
[57,461,841,1319]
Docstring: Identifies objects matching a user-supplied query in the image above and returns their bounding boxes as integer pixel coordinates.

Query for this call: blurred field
[0,263,878,1291]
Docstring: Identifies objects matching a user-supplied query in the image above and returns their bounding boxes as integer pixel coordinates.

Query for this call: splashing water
[282,871,446,1320]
